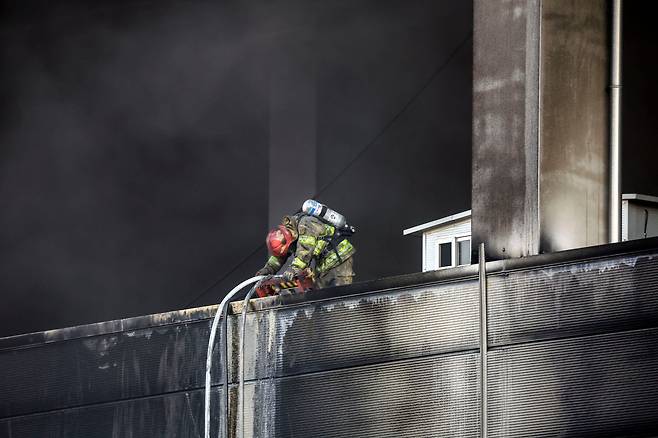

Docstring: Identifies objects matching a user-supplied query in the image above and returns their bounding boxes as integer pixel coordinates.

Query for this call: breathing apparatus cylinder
[302,199,347,228]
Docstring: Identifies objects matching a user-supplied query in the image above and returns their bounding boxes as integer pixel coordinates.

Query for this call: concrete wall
[472,0,540,260]
[539,0,609,252]
[472,0,610,260]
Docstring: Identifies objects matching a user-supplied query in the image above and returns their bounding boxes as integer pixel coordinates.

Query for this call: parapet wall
[2,238,658,437]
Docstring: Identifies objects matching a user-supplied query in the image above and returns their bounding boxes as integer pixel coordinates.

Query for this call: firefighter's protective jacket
[259,214,356,277]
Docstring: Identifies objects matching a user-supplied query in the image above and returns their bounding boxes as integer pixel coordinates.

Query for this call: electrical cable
[187,31,472,308]
[186,243,265,308]
[313,31,472,199]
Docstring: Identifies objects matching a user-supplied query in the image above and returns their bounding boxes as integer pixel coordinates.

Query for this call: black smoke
[1,0,655,337]
[0,0,473,336]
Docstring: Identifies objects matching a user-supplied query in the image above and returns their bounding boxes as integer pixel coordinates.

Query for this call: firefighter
[255,213,356,289]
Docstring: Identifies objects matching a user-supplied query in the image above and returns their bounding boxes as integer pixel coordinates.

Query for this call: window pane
[439,242,452,267]
[458,239,471,265]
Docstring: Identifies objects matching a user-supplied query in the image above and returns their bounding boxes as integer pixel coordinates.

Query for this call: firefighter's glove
[281,269,297,282]
[255,267,271,276]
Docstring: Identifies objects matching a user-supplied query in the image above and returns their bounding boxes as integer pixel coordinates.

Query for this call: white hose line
[205,276,265,438]
[239,285,259,438]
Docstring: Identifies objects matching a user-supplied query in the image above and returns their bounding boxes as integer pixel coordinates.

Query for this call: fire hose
[204,276,264,438]
[204,273,314,437]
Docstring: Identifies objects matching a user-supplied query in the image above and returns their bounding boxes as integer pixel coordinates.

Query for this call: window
[435,235,471,270]
[457,237,471,266]
[439,242,452,267]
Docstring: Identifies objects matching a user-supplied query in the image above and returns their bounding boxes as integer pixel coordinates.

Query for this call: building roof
[403,210,471,236]
[623,193,658,204]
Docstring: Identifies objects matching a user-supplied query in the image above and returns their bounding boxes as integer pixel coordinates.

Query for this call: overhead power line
[185,31,473,307]
[314,32,473,199]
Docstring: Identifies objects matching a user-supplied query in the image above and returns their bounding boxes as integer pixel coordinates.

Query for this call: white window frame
[436,237,454,269]
[436,234,471,269]
[455,235,471,266]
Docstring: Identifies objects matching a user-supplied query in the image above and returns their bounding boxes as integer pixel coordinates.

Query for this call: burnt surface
[488,252,658,346]
[2,239,658,437]
[0,387,218,438]
[488,328,658,437]
[472,0,540,261]
[274,353,480,438]
[0,318,221,418]
[230,279,479,382]
[472,0,611,260]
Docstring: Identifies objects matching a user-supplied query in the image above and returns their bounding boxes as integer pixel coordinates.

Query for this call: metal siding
[488,328,658,437]
[271,354,480,438]
[488,251,658,346]
[230,278,480,382]
[0,319,222,418]
[0,388,219,438]
[2,242,658,437]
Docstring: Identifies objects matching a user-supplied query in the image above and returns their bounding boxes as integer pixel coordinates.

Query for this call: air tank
[302,199,347,228]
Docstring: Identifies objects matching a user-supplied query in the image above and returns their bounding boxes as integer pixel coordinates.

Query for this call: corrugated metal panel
[487,251,658,346]
[2,240,658,437]
[0,387,220,438]
[230,279,480,382]
[0,319,222,418]
[267,354,480,438]
[488,328,658,437]
[423,219,471,270]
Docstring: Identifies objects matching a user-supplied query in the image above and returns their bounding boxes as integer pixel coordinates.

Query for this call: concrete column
[472,0,609,260]
[268,34,317,228]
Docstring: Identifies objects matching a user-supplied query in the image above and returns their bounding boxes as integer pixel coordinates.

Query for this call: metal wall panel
[229,279,480,382]
[488,251,658,346]
[488,328,658,437]
[0,388,219,438]
[256,353,480,438]
[2,241,658,437]
[0,319,222,418]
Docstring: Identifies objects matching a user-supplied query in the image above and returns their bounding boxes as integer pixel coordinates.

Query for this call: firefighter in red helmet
[256,212,356,289]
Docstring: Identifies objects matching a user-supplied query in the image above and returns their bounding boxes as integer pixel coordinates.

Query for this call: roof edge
[3,236,658,350]
[403,210,471,236]
[622,193,658,204]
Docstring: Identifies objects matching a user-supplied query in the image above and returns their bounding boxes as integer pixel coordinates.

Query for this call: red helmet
[266,225,294,257]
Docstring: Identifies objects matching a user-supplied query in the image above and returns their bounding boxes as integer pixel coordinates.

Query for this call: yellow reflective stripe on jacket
[313,240,328,256]
[320,224,335,238]
[298,235,317,247]
[291,257,308,269]
[266,256,282,269]
[317,239,355,274]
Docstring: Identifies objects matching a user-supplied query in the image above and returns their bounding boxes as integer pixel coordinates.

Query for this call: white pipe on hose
[238,285,260,438]
[204,276,265,438]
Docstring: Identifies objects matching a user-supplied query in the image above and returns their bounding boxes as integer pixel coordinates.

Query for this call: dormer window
[403,210,472,272]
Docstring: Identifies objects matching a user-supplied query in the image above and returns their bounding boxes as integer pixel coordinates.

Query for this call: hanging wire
[185,31,473,307]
